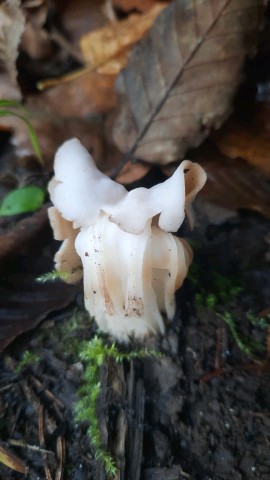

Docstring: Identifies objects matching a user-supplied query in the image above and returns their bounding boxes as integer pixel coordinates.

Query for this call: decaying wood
[97,359,145,480]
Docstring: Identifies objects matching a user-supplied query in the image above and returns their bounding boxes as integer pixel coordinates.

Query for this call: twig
[38,404,53,480]
[55,436,66,480]
[8,439,54,457]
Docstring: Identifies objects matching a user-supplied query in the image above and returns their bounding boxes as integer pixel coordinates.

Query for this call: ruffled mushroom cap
[48,138,206,341]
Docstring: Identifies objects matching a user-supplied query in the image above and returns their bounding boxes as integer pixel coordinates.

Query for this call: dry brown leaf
[0,204,79,352]
[0,272,79,352]
[110,0,265,164]
[115,160,150,183]
[20,0,53,60]
[0,442,27,474]
[198,146,270,218]
[36,69,116,114]
[213,103,270,177]
[80,3,166,75]
[0,0,25,93]
[112,0,169,13]
[58,0,109,43]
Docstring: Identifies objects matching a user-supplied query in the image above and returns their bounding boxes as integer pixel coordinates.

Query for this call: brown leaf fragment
[80,3,166,75]
[112,0,170,13]
[35,69,116,114]
[20,0,53,60]
[0,0,25,87]
[0,441,27,474]
[199,148,270,218]
[111,0,265,164]
[213,105,270,177]
[58,0,109,44]
[115,160,150,183]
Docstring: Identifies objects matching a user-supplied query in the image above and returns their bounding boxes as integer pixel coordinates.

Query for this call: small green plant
[0,186,45,216]
[195,292,218,310]
[0,100,44,217]
[16,351,40,373]
[0,100,42,164]
[75,335,160,476]
[190,262,244,310]
[246,311,270,329]
[217,312,263,357]
[190,260,265,357]
[36,270,70,283]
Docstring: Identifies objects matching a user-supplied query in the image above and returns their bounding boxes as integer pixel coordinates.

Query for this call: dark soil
[1,208,270,480]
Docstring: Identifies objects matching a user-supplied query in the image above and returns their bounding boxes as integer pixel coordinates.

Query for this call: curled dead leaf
[0,442,27,474]
[80,3,166,75]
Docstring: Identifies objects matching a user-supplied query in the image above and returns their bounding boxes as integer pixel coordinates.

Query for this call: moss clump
[16,351,40,373]
[36,270,70,283]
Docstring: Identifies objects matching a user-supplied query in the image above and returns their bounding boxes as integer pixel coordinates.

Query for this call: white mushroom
[49,138,206,341]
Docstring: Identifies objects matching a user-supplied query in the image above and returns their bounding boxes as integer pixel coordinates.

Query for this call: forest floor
[1,197,270,480]
[1,3,270,478]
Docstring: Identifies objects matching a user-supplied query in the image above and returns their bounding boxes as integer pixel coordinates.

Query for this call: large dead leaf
[79,3,166,75]
[111,0,265,164]
[0,274,79,352]
[213,102,270,177]
[0,207,79,352]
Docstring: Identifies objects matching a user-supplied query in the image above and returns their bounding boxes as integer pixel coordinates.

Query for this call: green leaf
[0,186,45,216]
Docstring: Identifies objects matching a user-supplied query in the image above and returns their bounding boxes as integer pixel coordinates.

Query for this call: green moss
[246,311,270,329]
[16,351,40,373]
[189,261,266,357]
[36,270,70,283]
[217,312,263,357]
